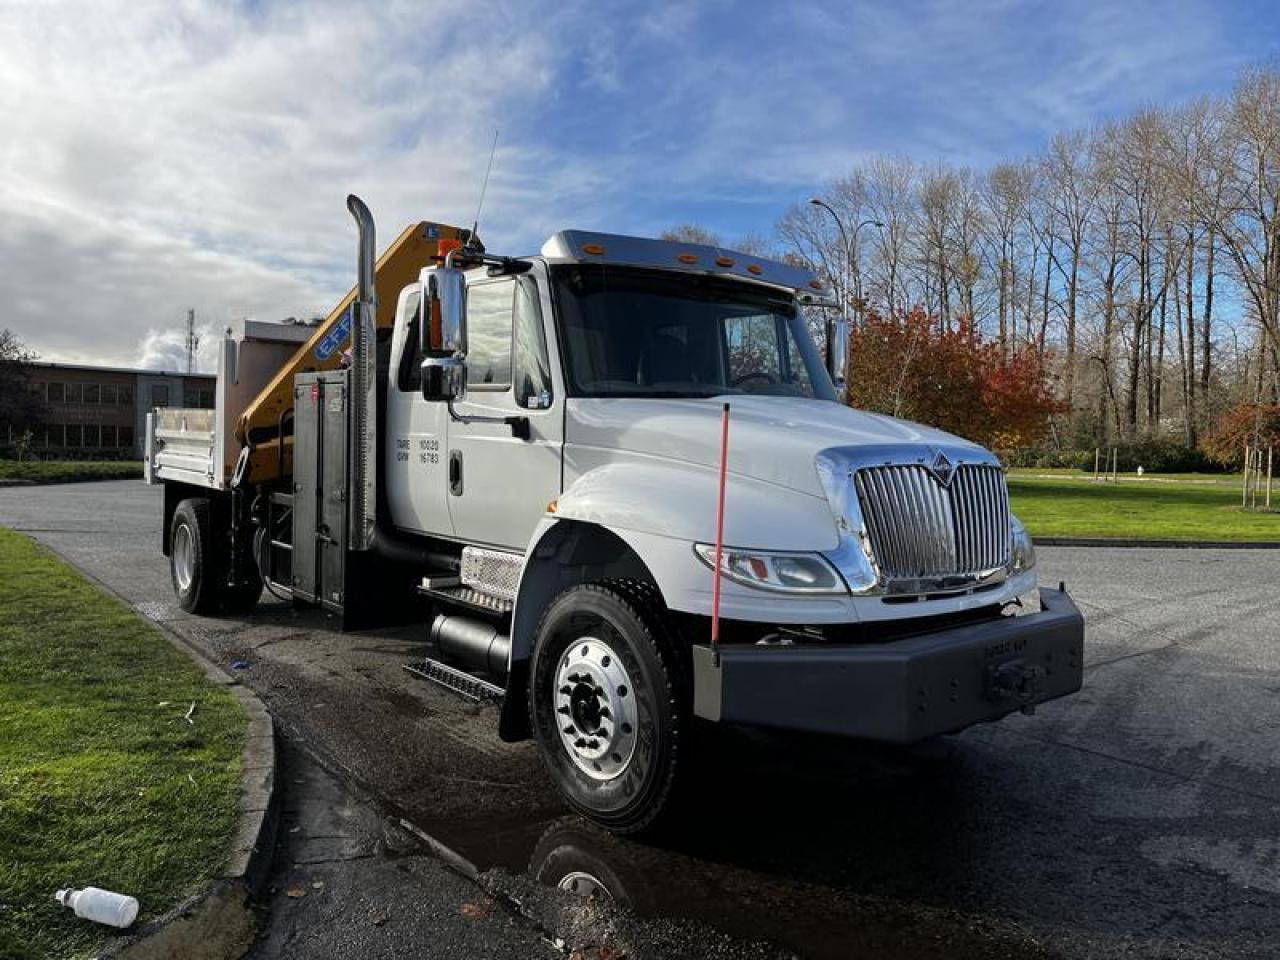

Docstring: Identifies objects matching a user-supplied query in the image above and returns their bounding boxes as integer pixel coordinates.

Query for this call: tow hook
[985,658,1044,714]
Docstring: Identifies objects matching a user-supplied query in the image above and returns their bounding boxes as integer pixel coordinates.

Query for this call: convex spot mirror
[420,267,468,403]
[829,318,849,388]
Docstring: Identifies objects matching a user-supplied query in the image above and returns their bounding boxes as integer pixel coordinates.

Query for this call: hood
[564,396,987,497]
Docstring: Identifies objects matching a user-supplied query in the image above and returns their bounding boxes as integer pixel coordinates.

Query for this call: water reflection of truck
[146,196,1083,833]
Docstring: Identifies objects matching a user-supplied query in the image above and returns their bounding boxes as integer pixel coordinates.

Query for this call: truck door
[446,269,563,549]
[385,284,454,538]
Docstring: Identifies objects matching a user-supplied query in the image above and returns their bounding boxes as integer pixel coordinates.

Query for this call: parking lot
[3,479,1278,959]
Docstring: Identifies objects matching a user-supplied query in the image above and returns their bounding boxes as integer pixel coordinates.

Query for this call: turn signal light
[581,243,606,255]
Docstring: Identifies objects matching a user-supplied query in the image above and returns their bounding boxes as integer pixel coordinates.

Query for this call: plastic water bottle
[54,887,139,928]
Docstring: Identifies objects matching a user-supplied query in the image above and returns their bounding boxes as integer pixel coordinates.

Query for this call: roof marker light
[677,252,699,264]
[747,264,764,275]
[581,243,606,255]
[809,279,824,290]
[715,256,734,267]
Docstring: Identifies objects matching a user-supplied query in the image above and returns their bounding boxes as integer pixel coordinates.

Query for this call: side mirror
[828,318,849,388]
[421,268,468,403]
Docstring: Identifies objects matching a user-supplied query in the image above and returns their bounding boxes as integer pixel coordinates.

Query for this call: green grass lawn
[0,461,143,484]
[1008,473,1280,541]
[0,528,244,960]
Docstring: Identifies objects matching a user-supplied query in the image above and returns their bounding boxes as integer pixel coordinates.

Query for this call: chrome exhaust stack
[346,194,378,551]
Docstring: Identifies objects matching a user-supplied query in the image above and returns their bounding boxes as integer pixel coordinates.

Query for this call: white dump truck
[146,196,1083,832]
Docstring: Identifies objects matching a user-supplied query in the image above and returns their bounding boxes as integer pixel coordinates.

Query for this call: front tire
[529,581,688,834]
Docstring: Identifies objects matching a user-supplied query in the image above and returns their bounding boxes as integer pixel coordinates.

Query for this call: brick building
[14,362,215,458]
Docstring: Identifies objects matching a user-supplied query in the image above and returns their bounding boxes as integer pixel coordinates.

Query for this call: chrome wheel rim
[554,636,637,782]
[557,870,610,900]
[173,523,195,592]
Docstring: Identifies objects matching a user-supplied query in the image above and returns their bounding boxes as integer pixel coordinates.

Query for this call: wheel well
[162,483,231,557]
[498,520,662,742]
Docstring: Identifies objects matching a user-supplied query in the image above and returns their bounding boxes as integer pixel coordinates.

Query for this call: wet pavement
[3,479,1279,958]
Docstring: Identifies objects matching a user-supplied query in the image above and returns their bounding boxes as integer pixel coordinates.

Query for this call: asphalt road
[3,479,1279,959]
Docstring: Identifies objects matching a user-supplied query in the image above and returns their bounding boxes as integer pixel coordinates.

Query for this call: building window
[119,425,134,448]
[119,385,133,405]
[65,424,82,448]
[184,389,199,408]
[151,384,170,407]
[65,383,81,403]
[101,425,117,448]
[83,424,100,447]
[47,382,64,403]
[84,384,100,404]
[102,384,117,405]
[46,424,64,447]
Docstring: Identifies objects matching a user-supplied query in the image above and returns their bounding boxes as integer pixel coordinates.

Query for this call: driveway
[3,479,1278,959]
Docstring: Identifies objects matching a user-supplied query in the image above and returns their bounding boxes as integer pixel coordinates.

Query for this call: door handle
[449,449,463,496]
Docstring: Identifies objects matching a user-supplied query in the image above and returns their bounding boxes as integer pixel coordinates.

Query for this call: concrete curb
[1038,536,1280,549]
[23,537,279,960]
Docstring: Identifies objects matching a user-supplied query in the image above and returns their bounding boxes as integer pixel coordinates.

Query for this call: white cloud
[0,0,596,366]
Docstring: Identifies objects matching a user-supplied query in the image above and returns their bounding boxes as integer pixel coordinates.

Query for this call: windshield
[552,265,836,400]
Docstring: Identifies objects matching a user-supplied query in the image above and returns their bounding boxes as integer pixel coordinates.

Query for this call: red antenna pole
[711,402,730,662]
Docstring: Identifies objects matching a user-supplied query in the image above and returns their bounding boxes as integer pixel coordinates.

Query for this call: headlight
[694,544,845,594]
[1010,514,1036,572]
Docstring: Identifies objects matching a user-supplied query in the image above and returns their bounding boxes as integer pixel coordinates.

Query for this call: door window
[396,288,424,392]
[514,277,552,409]
[466,279,514,389]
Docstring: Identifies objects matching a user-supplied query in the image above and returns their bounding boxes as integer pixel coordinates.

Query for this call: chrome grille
[854,464,1010,580]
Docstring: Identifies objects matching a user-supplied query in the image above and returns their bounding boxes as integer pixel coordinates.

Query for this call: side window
[466,279,514,389]
[396,287,424,392]
[513,277,552,409]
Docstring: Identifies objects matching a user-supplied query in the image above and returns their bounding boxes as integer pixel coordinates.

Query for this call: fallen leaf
[571,947,626,960]
[285,886,308,899]
[460,899,494,920]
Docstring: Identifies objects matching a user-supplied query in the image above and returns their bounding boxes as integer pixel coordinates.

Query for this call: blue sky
[1,0,1277,367]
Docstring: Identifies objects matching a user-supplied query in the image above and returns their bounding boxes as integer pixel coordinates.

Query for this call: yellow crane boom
[235,219,467,487]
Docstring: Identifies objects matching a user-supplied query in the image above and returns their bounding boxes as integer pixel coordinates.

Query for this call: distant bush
[0,460,142,484]
[1203,403,1280,466]
[1006,441,1229,474]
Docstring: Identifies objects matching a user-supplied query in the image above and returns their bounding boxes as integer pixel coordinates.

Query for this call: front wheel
[528,581,688,834]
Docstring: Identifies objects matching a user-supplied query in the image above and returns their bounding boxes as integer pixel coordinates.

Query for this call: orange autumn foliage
[847,308,1064,450]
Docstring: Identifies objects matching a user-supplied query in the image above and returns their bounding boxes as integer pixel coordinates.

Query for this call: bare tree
[0,328,41,445]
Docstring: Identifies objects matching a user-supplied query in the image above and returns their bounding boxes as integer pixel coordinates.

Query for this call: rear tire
[170,499,219,614]
[169,498,262,614]
[529,581,688,835]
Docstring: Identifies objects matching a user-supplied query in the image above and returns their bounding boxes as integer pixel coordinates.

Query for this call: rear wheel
[169,498,262,614]
[170,499,219,614]
[529,581,688,834]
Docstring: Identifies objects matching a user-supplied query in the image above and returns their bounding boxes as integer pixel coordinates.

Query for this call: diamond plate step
[403,657,504,703]
[417,582,513,616]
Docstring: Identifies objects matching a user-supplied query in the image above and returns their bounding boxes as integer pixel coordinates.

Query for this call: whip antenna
[469,129,499,249]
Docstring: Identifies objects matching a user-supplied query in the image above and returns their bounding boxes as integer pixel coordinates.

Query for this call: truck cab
[148,201,1083,834]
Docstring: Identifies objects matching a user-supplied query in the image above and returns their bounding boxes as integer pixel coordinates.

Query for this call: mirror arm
[445,400,531,440]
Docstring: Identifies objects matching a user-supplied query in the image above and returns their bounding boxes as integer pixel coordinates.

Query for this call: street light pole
[808,198,884,387]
